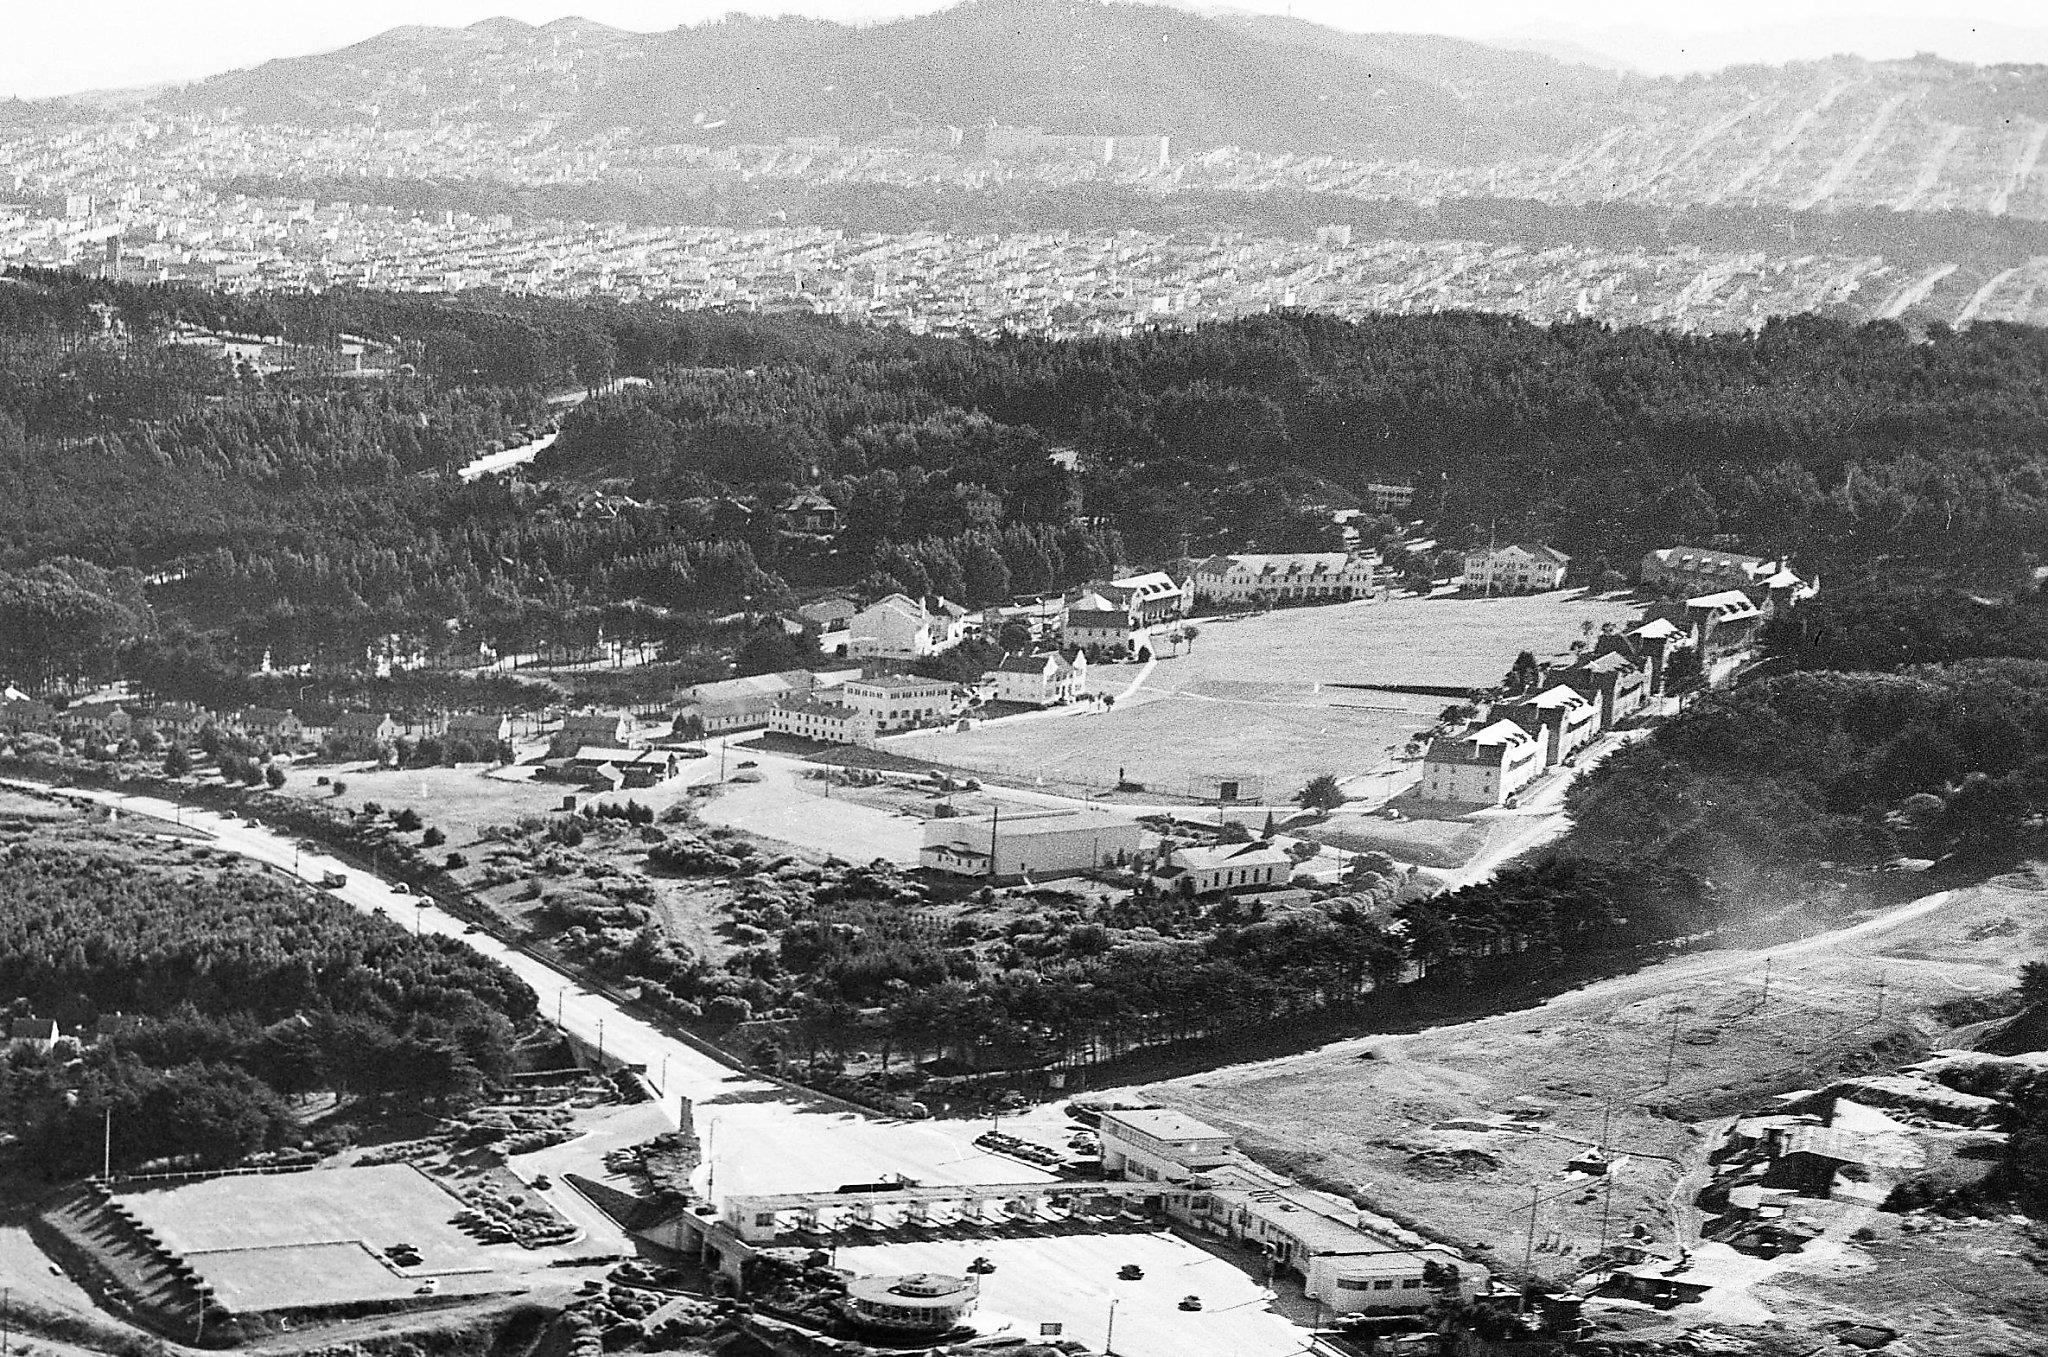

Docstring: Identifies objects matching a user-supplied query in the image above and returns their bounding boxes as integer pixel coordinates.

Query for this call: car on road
[1179,1295,1203,1311]
[1118,1264,1144,1281]
[414,1279,438,1295]
[737,759,757,769]
[391,883,412,894]
[967,1256,995,1274]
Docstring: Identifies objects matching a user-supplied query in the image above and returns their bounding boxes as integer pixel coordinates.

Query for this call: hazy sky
[6,0,2048,100]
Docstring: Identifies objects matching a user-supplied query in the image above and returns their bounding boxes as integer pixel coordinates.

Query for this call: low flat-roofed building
[1153,840,1294,896]
[920,806,1141,880]
[1098,1107,1235,1182]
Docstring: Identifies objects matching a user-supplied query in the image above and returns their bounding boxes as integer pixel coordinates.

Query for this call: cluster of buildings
[0,106,1902,337]
[1419,542,1818,806]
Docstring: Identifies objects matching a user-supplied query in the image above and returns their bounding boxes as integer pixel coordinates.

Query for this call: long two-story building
[1461,543,1569,593]
[1191,552,1380,606]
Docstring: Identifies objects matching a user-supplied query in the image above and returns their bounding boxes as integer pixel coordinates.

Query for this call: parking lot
[833,1227,1311,1357]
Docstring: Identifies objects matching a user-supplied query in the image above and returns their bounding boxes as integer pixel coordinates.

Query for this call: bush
[264,764,286,789]
[394,807,424,832]
[422,826,447,847]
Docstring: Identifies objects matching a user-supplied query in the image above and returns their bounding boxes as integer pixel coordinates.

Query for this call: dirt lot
[1139,877,2047,1307]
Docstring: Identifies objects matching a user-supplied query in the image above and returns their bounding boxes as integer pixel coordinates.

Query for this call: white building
[1153,840,1295,896]
[987,651,1086,706]
[768,692,877,745]
[1499,683,1598,767]
[1166,1169,1483,1316]
[842,674,960,733]
[1461,543,1570,593]
[1190,552,1380,606]
[846,594,968,660]
[919,806,1142,880]
[1093,571,1194,624]
[1098,1108,1236,1184]
[1060,595,1153,656]
[1420,718,1547,806]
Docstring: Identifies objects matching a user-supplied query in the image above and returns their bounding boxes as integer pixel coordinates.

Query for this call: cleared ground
[118,1165,506,1313]
[834,1227,1311,1357]
[1136,878,2046,1298]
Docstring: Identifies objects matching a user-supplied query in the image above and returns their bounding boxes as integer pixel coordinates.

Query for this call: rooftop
[1102,1107,1232,1142]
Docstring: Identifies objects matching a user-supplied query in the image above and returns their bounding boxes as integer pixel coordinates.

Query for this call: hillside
[124,0,2048,226]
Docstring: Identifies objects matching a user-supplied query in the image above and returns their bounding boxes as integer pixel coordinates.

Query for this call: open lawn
[884,685,1439,802]
[117,1165,512,1313]
[1178,589,1643,692]
[882,590,1639,804]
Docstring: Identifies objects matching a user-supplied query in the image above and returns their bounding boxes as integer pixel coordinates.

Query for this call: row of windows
[1334,1277,1426,1292]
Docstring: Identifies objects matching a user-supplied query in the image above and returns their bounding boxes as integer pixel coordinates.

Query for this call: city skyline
[12,0,2048,101]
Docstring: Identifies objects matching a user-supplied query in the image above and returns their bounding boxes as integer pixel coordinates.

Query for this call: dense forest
[0,845,536,1173]
[10,268,2048,700]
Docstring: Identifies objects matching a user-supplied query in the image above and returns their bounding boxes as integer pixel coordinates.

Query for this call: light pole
[596,1016,607,1069]
[1105,1297,1119,1356]
[414,900,425,935]
[557,986,567,1027]
[659,1053,670,1093]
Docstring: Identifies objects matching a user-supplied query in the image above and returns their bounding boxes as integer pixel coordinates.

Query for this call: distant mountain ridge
[104,0,2048,225]
[145,0,1613,160]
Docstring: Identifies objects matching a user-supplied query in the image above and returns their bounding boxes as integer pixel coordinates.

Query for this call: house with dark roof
[446,712,513,748]
[1420,719,1547,806]
[774,492,843,536]
[1556,650,1650,731]
[551,710,637,757]
[987,652,1086,706]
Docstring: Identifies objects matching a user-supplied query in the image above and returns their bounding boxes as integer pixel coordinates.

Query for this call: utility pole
[597,1016,607,1069]
[1597,1173,1616,1260]
[988,801,1000,880]
[1760,955,1773,1010]
[1662,1012,1681,1086]
[103,1105,112,1179]
[1522,1183,1541,1273]
[1105,1297,1119,1356]
[1874,971,1888,1023]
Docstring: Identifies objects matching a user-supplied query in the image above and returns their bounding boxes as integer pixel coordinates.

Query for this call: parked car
[1118,1264,1144,1281]
[1179,1295,1203,1311]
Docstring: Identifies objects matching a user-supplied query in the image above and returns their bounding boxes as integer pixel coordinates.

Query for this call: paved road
[18,780,1046,1209]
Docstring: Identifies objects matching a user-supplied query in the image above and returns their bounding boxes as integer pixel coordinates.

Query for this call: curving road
[12,779,1048,1207]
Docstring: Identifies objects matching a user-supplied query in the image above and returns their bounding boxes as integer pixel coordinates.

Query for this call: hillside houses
[1191,552,1379,606]
[1641,546,1815,605]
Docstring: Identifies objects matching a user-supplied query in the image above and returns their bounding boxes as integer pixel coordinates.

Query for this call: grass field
[885,590,1636,803]
[884,686,1440,802]
[118,1165,505,1313]
[1178,589,1643,691]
